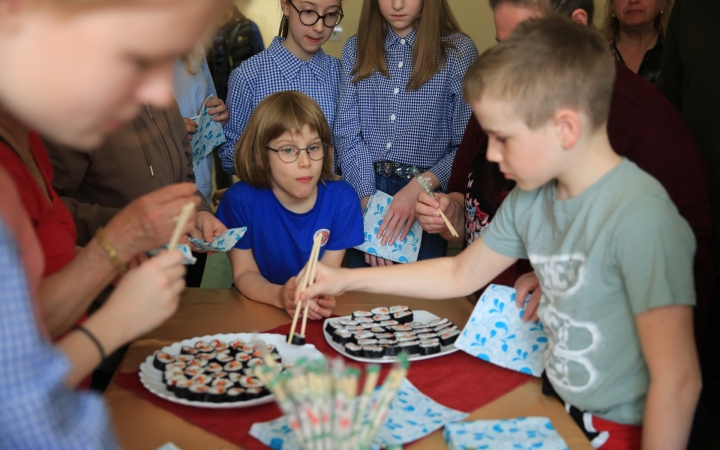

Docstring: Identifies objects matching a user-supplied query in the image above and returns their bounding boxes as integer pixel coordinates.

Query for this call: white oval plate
[322,310,459,364]
[139,332,323,409]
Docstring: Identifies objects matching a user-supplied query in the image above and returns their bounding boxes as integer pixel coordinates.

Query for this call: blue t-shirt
[216,180,364,285]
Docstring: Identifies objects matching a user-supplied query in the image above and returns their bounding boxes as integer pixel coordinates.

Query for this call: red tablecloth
[115,319,532,449]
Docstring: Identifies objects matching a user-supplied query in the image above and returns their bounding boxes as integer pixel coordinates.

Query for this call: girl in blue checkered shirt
[334,0,478,268]
[218,0,345,176]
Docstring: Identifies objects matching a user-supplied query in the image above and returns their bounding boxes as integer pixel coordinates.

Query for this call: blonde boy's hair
[234,91,339,188]
[462,15,615,130]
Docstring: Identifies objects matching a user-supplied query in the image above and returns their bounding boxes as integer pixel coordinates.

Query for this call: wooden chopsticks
[288,233,322,343]
[168,202,196,249]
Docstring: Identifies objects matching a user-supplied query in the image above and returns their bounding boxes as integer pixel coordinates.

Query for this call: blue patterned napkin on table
[454,284,548,377]
[353,190,423,263]
[443,417,568,450]
[147,243,197,265]
[188,227,246,252]
[249,378,466,449]
[190,94,226,169]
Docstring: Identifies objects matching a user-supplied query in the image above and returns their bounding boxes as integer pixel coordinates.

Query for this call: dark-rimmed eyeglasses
[287,0,344,28]
[267,142,327,163]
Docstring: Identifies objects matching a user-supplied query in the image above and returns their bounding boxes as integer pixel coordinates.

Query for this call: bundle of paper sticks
[255,354,409,450]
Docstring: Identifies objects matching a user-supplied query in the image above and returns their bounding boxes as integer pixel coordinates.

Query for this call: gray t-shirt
[482,159,696,425]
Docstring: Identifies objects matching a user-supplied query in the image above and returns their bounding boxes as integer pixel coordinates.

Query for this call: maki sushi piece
[165,374,187,391]
[165,361,187,371]
[173,379,193,399]
[325,321,342,334]
[397,340,420,355]
[226,387,246,402]
[427,318,450,328]
[375,333,394,340]
[396,335,418,343]
[407,322,426,329]
[333,329,352,345]
[352,310,372,321]
[153,352,175,370]
[204,362,224,375]
[339,319,359,327]
[439,328,461,346]
[186,359,208,369]
[191,374,213,386]
[184,367,202,378]
[357,338,379,346]
[389,305,409,314]
[247,358,265,370]
[391,324,413,332]
[163,368,185,383]
[210,339,229,351]
[215,353,234,365]
[379,339,398,356]
[416,332,438,341]
[188,384,209,401]
[353,331,375,342]
[433,322,455,333]
[379,320,399,327]
[245,387,265,400]
[238,376,264,390]
[235,352,252,365]
[229,339,246,353]
[371,307,390,315]
[392,310,413,324]
[207,386,227,403]
[194,341,213,353]
[224,360,244,373]
[228,372,243,384]
[394,331,416,339]
[355,316,374,324]
[369,326,386,333]
[287,333,306,346]
[181,345,199,356]
[212,371,229,380]
[419,341,441,355]
[345,343,362,357]
[362,345,384,359]
[174,355,195,364]
[196,353,216,363]
[346,325,365,333]
[372,314,391,322]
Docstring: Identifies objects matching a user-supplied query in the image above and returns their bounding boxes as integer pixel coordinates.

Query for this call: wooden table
[105,288,592,449]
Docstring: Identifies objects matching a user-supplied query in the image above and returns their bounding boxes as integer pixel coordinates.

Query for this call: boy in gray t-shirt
[296,17,701,449]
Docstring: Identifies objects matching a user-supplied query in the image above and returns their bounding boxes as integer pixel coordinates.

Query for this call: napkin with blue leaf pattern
[454,284,548,377]
[188,227,246,252]
[190,94,226,169]
[443,417,568,450]
[353,190,423,263]
[249,378,467,449]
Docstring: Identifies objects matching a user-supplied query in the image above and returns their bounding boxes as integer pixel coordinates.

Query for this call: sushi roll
[419,338,440,345]
[204,362,223,375]
[394,331,416,339]
[379,339,398,356]
[407,322,426,329]
[247,358,265,370]
[345,343,362,357]
[379,320,399,327]
[346,325,365,333]
[191,373,213,385]
[352,310,372,321]
[372,314,391,322]
[333,329,352,345]
[353,331,375,342]
[238,376,264,390]
[174,355,195,364]
[153,352,175,370]
[369,326,386,333]
[226,387,246,402]
[392,310,413,324]
[362,345,384,359]
[355,316,374,324]
[427,318,450,328]
[174,379,193,399]
[181,345,199,356]
[396,335,418,343]
[433,322,455,333]
[360,322,377,329]
[391,324,413,332]
[245,387,264,400]
[339,319,359,327]
[357,338,379,346]
[287,333,306,346]
[207,386,227,403]
[419,341,441,355]
[163,368,185,383]
[228,372,243,384]
[210,339,228,350]
[375,333,394,340]
[389,305,409,314]
[325,321,342,334]
[184,367,202,378]
[235,352,252,365]
[439,328,461,346]
[397,340,420,355]
[188,384,209,402]
[165,361,187,371]
[229,339,246,352]
[224,360,244,373]
[194,341,213,353]
[416,332,438,340]
[196,353,216,363]
[165,374,187,391]
[186,359,209,369]
[212,371,228,380]
[370,307,390,315]
[215,353,234,365]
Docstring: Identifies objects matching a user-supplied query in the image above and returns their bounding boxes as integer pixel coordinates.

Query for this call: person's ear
[570,8,588,26]
[553,109,582,150]
[280,0,290,17]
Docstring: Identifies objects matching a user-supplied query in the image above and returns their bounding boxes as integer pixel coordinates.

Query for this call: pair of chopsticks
[288,233,322,343]
[409,167,459,238]
[168,202,196,249]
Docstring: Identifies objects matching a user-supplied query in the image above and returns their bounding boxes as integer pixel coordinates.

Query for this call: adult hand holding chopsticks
[280,276,333,320]
[415,191,464,242]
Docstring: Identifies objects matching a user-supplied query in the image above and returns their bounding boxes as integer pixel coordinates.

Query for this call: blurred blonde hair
[234,91,339,188]
[463,15,615,130]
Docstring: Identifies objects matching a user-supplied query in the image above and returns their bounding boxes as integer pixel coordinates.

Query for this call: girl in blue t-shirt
[218,0,344,175]
[334,0,478,268]
[217,91,363,319]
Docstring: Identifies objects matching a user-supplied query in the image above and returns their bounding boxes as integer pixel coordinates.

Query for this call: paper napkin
[188,227,247,252]
[190,94,226,169]
[454,284,548,377]
[353,190,423,263]
[249,378,466,449]
[443,417,569,450]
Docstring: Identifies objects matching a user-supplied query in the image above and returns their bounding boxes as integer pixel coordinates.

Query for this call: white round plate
[139,333,323,409]
[322,310,459,364]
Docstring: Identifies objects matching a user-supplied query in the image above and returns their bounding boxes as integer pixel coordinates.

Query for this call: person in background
[0,0,228,447]
[601,0,671,87]
[218,0,344,176]
[335,0,478,268]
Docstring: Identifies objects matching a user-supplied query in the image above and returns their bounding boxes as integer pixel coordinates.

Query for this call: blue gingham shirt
[219,37,341,174]
[0,221,118,449]
[334,29,478,198]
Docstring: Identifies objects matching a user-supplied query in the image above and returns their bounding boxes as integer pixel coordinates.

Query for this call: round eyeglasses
[267,142,327,163]
[288,0,344,27]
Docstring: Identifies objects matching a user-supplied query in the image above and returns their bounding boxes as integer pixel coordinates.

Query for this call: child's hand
[315,295,336,318]
[279,276,299,317]
[365,253,393,267]
[415,192,459,234]
[376,180,424,246]
[295,262,347,305]
[514,271,542,322]
[189,210,227,253]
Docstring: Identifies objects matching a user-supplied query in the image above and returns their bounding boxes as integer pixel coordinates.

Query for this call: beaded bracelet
[95,227,128,273]
[74,325,107,361]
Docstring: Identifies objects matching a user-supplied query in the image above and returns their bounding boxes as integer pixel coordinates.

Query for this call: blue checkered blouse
[334,28,478,198]
[219,37,342,174]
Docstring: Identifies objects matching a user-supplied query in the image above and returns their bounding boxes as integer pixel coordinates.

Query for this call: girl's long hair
[351,0,464,90]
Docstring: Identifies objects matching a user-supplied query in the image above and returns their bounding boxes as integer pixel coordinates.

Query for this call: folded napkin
[249,378,466,449]
[454,284,548,377]
[354,190,423,263]
[147,243,197,265]
[188,227,246,252]
[443,417,569,450]
[190,94,226,169]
